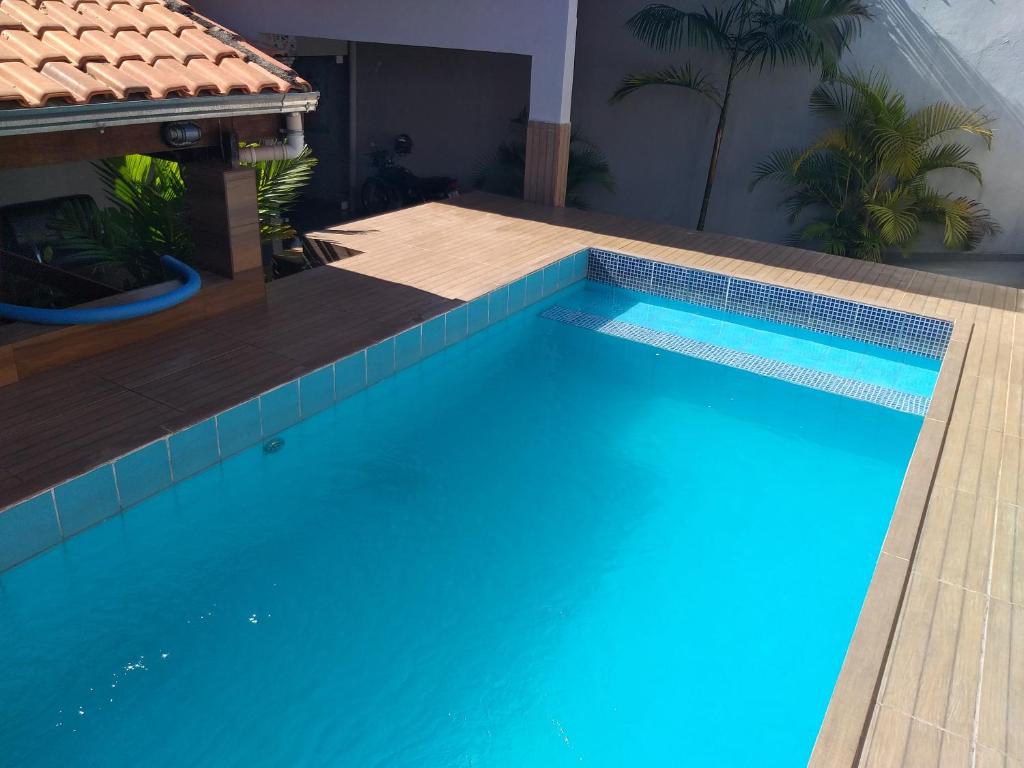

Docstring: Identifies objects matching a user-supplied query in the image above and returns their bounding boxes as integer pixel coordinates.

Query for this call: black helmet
[393,133,413,156]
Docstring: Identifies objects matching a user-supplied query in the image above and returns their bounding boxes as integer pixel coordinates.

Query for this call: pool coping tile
[809,320,970,768]
[54,464,120,537]
[394,327,423,371]
[169,418,219,481]
[0,491,60,571]
[215,398,262,457]
[335,351,367,400]
[299,366,335,418]
[260,381,300,437]
[113,440,173,509]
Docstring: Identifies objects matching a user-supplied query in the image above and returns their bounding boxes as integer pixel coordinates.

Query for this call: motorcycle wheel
[361,178,399,215]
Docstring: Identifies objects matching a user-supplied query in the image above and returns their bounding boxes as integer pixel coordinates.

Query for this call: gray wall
[354,43,530,195]
[572,0,1024,255]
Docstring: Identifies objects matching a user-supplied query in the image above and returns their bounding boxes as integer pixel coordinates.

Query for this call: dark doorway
[289,55,351,232]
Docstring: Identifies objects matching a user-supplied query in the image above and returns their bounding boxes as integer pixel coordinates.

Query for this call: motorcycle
[360,134,459,215]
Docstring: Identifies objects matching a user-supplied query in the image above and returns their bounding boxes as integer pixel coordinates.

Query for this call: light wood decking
[1,191,1020,766]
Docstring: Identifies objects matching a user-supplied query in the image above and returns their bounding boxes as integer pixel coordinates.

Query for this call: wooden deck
[1,191,1021,767]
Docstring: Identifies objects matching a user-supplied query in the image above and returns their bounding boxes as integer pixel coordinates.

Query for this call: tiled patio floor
[1,191,1021,767]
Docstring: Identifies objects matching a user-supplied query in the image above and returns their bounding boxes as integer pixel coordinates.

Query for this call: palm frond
[916,192,1000,250]
[908,102,993,146]
[866,190,919,246]
[610,63,722,107]
[241,144,318,241]
[872,124,924,179]
[917,142,983,184]
[809,78,862,121]
[473,140,527,197]
[625,3,734,52]
[741,0,871,73]
[750,148,802,188]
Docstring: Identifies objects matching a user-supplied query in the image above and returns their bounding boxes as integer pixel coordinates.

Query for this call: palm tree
[610,1,871,230]
[750,70,999,260]
[474,110,615,209]
[243,145,318,241]
[47,154,192,287]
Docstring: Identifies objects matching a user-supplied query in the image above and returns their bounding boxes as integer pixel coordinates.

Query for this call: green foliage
[611,0,870,229]
[751,70,999,259]
[48,146,317,288]
[474,111,615,209]
[242,145,318,241]
[48,155,191,286]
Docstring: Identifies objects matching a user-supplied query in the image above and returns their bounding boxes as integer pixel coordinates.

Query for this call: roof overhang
[0,91,320,138]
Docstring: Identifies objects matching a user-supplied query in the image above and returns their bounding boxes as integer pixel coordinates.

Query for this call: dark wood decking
[0,267,457,507]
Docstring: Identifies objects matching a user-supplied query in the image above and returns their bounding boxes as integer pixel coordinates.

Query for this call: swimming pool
[0,257,945,766]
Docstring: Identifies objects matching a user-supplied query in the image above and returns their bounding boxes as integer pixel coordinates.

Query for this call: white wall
[572,0,1024,254]
[0,162,107,209]
[196,0,578,123]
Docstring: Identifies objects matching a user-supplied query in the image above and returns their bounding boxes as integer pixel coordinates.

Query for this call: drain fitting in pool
[263,437,285,454]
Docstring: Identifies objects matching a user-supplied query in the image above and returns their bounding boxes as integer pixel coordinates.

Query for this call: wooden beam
[183,161,263,279]
[0,114,282,170]
[524,120,571,207]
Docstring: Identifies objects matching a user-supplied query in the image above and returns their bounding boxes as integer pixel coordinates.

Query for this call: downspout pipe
[238,112,305,163]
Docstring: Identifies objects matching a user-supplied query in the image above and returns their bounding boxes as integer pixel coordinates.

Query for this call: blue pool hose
[0,255,201,325]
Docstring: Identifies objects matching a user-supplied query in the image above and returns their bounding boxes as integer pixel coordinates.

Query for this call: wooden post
[523,120,571,207]
[183,161,264,280]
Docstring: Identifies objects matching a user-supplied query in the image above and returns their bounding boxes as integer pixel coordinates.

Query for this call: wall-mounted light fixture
[161,121,204,148]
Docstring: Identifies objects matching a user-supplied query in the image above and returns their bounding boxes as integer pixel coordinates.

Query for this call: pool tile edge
[0,250,587,575]
[588,248,954,360]
[808,320,972,768]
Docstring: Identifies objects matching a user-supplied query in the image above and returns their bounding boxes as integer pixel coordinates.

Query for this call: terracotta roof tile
[176,25,232,62]
[41,58,114,100]
[113,28,172,63]
[74,2,140,33]
[80,27,140,63]
[0,36,18,61]
[38,1,101,34]
[118,58,187,97]
[145,27,202,62]
[214,56,286,95]
[139,1,190,33]
[1,28,68,67]
[0,0,307,110]
[0,0,63,35]
[0,9,22,30]
[104,2,152,31]
[0,59,72,105]
[184,55,241,93]
[83,58,148,97]
[40,28,107,64]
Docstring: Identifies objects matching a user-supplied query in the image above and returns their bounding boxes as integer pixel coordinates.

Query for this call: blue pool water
[562,284,940,398]
[0,283,924,767]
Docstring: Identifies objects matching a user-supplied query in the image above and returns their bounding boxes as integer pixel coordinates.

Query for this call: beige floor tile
[977,599,1024,761]
[991,504,1023,606]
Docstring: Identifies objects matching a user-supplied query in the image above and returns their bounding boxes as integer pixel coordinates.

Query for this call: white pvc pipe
[238,112,305,163]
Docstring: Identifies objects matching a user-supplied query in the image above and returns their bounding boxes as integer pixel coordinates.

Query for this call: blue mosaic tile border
[541,305,931,416]
[588,249,953,359]
[0,249,590,574]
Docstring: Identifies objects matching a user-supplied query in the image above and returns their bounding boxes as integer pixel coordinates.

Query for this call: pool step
[540,305,931,416]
